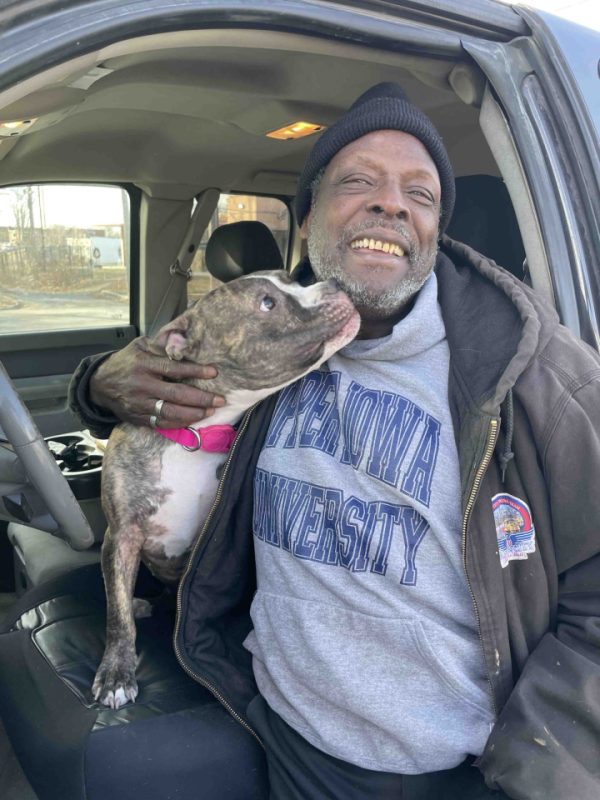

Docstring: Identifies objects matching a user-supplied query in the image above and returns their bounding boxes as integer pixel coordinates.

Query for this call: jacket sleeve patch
[492,493,536,568]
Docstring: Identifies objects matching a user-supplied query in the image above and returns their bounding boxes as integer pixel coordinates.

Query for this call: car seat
[0,566,267,800]
[204,220,284,282]
[446,174,526,280]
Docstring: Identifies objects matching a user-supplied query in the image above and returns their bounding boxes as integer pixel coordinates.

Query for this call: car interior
[0,14,553,800]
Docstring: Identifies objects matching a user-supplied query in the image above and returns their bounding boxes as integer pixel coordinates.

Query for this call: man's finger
[143,380,225,409]
[135,338,219,380]
[148,399,219,424]
[148,406,217,429]
[149,357,218,381]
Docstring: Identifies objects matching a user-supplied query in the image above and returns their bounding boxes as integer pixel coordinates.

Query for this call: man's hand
[89,337,225,428]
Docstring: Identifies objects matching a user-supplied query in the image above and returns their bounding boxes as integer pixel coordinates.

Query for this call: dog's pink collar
[155,423,237,453]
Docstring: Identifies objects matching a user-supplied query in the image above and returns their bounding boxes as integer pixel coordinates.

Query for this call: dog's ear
[148,310,203,361]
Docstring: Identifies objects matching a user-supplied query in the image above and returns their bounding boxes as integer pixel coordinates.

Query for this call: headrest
[205,220,284,282]
[446,175,525,278]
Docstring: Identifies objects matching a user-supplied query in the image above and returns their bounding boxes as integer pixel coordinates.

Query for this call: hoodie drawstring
[499,389,515,483]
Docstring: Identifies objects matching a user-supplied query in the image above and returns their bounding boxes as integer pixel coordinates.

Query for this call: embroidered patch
[492,493,536,568]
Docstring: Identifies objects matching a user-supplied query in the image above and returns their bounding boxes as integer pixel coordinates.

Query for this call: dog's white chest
[148,444,226,558]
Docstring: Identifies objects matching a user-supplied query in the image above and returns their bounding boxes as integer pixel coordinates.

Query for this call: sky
[504,0,600,31]
[0,185,127,229]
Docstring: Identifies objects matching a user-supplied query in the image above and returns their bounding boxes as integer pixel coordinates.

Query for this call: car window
[187,193,290,304]
[0,184,130,334]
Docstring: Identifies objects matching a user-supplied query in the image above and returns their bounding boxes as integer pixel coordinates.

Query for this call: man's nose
[366,182,408,219]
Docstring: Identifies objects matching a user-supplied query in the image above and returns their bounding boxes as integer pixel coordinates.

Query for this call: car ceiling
[0,29,497,200]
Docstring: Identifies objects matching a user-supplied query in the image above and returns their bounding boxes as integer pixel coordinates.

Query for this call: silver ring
[150,415,159,428]
[153,398,165,417]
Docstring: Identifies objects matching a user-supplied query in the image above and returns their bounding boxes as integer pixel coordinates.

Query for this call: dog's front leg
[93,524,144,709]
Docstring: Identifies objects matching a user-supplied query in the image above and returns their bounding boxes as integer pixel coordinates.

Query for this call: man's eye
[343,176,370,185]
[410,189,434,203]
[260,296,275,311]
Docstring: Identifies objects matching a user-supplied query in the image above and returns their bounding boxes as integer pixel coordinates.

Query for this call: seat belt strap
[148,187,220,335]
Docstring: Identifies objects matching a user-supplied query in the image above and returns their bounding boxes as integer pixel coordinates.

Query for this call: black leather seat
[205,220,284,282]
[0,567,267,800]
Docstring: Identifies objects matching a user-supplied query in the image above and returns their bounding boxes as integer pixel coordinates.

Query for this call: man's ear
[148,310,202,361]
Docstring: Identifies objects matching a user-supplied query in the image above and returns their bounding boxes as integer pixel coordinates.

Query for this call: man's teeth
[350,238,405,257]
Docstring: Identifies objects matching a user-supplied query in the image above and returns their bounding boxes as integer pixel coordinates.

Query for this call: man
[70,84,600,800]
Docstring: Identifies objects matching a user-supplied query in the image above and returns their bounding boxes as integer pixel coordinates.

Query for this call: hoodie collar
[339,272,445,362]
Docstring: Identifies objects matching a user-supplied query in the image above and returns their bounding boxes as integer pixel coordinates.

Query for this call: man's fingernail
[213,397,226,407]
[205,408,215,417]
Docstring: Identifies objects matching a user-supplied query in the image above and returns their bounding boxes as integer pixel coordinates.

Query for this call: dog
[92,270,360,708]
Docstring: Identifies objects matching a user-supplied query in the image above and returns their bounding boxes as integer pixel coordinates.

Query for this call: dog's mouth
[295,303,360,367]
[322,298,361,341]
[331,307,362,342]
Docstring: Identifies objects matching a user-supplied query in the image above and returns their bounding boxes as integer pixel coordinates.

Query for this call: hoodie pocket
[410,619,492,716]
[245,591,494,773]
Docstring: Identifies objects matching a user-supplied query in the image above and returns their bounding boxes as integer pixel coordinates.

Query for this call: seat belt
[148,187,220,335]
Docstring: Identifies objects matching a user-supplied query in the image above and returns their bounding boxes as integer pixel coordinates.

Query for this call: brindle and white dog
[93,270,360,709]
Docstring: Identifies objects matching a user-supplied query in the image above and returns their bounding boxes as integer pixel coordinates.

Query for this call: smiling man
[70,83,600,800]
[241,83,499,798]
[302,129,441,332]
[297,84,450,339]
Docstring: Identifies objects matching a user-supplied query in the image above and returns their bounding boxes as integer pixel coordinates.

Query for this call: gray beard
[308,218,438,317]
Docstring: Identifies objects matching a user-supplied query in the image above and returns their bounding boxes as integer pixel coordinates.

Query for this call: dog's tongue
[165,331,187,360]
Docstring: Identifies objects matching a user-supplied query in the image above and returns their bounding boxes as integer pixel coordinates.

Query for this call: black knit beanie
[295,82,455,233]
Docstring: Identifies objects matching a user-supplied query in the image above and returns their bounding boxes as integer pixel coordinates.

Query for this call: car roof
[0,3,528,201]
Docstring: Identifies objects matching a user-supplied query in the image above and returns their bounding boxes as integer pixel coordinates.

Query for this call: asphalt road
[0,289,128,333]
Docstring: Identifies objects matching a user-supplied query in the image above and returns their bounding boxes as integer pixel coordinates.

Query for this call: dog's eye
[260,296,275,311]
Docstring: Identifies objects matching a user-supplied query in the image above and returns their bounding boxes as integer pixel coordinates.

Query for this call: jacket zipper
[173,406,264,747]
[462,417,500,717]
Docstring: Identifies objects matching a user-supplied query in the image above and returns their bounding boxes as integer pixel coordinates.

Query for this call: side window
[0,184,130,333]
[187,193,289,304]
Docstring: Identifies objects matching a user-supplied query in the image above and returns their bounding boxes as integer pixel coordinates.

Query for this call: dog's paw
[92,658,139,709]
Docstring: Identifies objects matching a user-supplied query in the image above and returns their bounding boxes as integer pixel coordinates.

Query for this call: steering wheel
[0,361,95,550]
